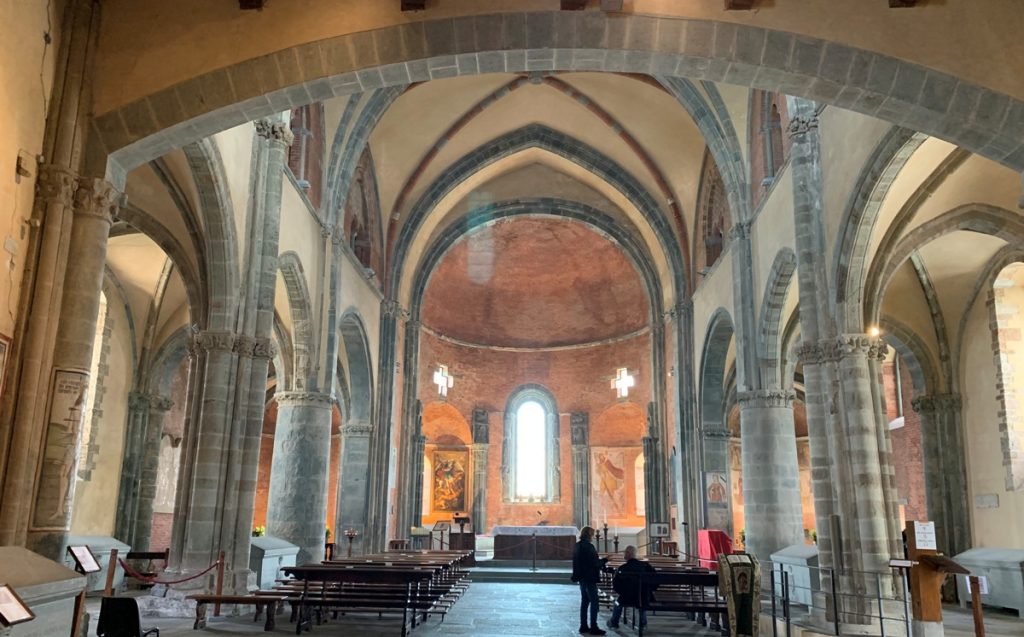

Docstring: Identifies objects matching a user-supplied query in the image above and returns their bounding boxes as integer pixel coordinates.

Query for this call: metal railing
[763,560,913,637]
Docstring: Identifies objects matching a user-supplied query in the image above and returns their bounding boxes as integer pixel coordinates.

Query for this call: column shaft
[27,177,116,559]
[570,412,590,530]
[267,392,333,563]
[133,397,174,550]
[737,391,803,563]
[335,422,372,555]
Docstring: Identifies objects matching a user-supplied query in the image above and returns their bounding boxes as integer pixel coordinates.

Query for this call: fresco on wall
[432,450,467,511]
[592,448,627,519]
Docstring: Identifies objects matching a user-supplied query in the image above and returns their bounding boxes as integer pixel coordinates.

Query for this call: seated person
[608,545,657,629]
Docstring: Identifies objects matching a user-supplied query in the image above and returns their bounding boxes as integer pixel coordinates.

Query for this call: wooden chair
[96,596,159,637]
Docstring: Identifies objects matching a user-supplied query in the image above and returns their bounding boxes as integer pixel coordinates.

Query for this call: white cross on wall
[611,367,635,398]
[433,365,454,397]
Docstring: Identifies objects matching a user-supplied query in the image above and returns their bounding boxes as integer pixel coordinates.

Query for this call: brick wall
[419,329,652,529]
[887,359,927,522]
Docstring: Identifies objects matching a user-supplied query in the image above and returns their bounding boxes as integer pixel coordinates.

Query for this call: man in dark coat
[571,526,608,635]
[607,545,657,629]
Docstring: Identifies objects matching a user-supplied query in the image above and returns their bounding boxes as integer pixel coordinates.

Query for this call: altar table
[491,525,579,560]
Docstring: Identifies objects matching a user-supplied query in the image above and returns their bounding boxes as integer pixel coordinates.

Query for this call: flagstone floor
[82,582,1022,637]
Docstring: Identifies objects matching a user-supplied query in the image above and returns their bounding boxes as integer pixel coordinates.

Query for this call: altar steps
[469,564,573,584]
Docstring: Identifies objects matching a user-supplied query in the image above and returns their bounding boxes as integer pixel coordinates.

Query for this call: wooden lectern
[905,520,968,628]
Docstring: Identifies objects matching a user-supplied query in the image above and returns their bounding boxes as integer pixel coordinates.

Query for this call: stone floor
[82,583,1023,637]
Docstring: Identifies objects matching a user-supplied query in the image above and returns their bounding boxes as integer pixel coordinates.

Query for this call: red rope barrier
[119,558,221,586]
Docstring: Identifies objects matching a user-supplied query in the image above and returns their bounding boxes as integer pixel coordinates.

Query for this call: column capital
[73,177,120,225]
[233,334,258,357]
[194,329,237,353]
[150,395,174,412]
[275,391,334,407]
[911,393,962,414]
[663,298,693,323]
[830,334,887,362]
[787,113,820,140]
[252,337,277,360]
[737,389,795,409]
[128,391,151,411]
[729,221,751,243]
[381,298,410,320]
[36,164,77,207]
[702,428,731,440]
[341,422,373,437]
[255,119,294,146]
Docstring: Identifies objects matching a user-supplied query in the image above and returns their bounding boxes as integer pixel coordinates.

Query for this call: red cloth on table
[697,529,733,570]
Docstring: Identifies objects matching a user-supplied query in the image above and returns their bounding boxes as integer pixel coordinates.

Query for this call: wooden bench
[282,564,442,636]
[186,593,286,631]
[613,570,728,636]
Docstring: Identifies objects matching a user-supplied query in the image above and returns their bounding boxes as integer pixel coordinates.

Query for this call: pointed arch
[278,252,316,391]
[758,248,797,389]
[339,310,374,425]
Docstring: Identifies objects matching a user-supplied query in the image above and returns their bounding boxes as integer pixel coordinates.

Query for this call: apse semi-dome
[421,217,649,349]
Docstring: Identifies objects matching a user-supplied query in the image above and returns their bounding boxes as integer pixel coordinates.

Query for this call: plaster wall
[750,167,795,323]
[93,1,1024,117]
[960,293,1024,548]
[70,291,132,536]
[880,263,941,367]
[214,124,255,246]
[819,109,891,280]
[0,0,63,338]
[692,244,735,375]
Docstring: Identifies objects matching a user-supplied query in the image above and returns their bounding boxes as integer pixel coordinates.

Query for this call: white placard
[649,523,670,538]
[964,575,990,595]
[913,521,937,550]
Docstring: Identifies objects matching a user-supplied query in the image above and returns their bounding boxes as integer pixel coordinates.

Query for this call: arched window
[287,104,325,210]
[749,91,791,209]
[343,149,381,275]
[991,262,1024,489]
[502,385,560,503]
[696,149,731,272]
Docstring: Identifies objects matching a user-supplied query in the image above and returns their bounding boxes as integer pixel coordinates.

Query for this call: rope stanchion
[214,550,225,616]
[118,557,222,587]
[104,549,119,596]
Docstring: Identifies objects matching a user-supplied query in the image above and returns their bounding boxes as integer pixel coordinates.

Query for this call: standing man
[572,526,608,635]
[608,545,657,629]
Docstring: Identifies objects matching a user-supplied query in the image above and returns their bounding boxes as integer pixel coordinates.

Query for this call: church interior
[1,1,1024,636]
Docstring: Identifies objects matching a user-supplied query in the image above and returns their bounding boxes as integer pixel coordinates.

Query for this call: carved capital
[252,337,277,359]
[729,221,750,243]
[787,114,819,139]
[738,389,795,409]
[128,391,151,411]
[195,330,236,353]
[255,119,295,146]
[341,422,373,437]
[36,164,77,208]
[702,427,732,440]
[233,334,258,357]
[831,334,887,362]
[472,408,489,444]
[663,299,693,324]
[73,177,119,224]
[150,395,175,412]
[381,298,410,320]
[275,391,334,407]
[911,393,962,414]
[795,341,829,366]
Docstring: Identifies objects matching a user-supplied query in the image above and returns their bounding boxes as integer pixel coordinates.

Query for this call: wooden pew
[281,564,443,636]
[187,593,286,631]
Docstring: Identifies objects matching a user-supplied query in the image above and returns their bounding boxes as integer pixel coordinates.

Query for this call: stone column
[737,390,803,563]
[335,421,372,556]
[833,335,893,575]
[28,177,117,559]
[570,412,590,529]
[267,392,333,564]
[408,401,427,530]
[115,392,154,543]
[911,394,970,555]
[470,408,490,533]
[0,0,102,548]
[133,396,174,550]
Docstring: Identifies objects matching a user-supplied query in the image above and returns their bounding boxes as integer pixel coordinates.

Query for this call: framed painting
[431,450,467,512]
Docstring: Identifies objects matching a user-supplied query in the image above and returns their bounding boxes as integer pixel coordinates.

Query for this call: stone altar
[0,547,86,637]
[491,526,579,560]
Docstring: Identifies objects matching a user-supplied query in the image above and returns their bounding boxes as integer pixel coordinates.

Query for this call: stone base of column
[911,620,943,637]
